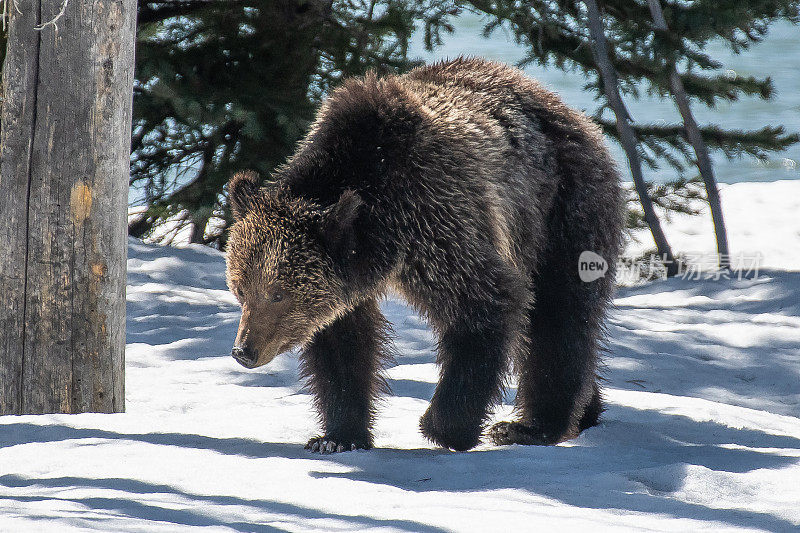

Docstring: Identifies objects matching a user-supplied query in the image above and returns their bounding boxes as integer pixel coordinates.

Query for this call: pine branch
[600,120,800,166]
[137,0,241,25]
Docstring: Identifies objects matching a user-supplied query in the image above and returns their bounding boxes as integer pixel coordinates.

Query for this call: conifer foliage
[2,1,797,249]
[129,0,455,246]
[471,4,798,193]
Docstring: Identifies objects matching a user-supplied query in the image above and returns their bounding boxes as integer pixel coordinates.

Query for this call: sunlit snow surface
[2,181,800,531]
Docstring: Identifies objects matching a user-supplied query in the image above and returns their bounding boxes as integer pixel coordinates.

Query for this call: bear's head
[225,171,363,368]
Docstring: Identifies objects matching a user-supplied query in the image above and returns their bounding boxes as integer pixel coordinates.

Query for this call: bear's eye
[271,290,284,303]
[235,288,245,301]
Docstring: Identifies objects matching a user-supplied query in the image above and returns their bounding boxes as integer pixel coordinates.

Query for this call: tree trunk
[583,0,679,277]
[647,0,731,270]
[0,0,136,414]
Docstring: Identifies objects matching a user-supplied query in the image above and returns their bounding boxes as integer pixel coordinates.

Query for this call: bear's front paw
[419,408,482,451]
[488,421,568,446]
[305,436,371,454]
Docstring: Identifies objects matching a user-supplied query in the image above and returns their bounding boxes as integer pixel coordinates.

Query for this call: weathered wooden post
[0,0,136,413]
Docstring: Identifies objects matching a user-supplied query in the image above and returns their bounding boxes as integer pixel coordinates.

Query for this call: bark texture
[0,0,136,414]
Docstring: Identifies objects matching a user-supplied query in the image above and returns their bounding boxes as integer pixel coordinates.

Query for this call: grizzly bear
[225,57,623,453]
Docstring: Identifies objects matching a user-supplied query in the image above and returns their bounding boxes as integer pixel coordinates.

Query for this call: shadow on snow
[2,407,799,532]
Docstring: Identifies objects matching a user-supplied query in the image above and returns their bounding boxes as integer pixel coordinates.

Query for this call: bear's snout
[232,343,259,368]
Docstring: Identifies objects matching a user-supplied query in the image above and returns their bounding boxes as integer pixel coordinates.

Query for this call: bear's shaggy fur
[225,57,623,452]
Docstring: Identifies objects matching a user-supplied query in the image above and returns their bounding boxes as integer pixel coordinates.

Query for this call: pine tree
[130,0,455,247]
[646,0,730,269]
[583,0,679,275]
[5,1,797,254]
[468,0,799,264]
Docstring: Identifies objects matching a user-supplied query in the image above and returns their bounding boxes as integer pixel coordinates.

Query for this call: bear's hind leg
[489,265,607,445]
[491,211,616,446]
[301,298,390,453]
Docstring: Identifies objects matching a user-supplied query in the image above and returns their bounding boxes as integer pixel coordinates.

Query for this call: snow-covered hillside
[2,181,799,532]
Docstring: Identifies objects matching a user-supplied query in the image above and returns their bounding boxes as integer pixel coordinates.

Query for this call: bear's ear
[317,190,363,258]
[228,170,261,219]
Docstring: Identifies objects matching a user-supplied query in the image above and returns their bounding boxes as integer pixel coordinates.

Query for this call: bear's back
[283,58,617,274]
[405,57,607,155]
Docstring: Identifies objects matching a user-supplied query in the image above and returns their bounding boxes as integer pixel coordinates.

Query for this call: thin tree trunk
[583,0,679,277]
[0,0,137,414]
[189,211,211,244]
[647,0,731,270]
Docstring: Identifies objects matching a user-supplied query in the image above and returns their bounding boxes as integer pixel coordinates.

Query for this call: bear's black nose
[232,344,258,368]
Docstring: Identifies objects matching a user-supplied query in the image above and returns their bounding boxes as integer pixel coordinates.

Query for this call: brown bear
[225,57,623,453]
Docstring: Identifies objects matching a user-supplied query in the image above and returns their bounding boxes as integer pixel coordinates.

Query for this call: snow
[626,180,800,271]
[2,180,800,532]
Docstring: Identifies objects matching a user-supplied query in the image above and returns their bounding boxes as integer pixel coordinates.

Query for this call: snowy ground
[2,180,800,532]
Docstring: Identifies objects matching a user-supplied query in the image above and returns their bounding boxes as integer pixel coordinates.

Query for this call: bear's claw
[305,436,366,454]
